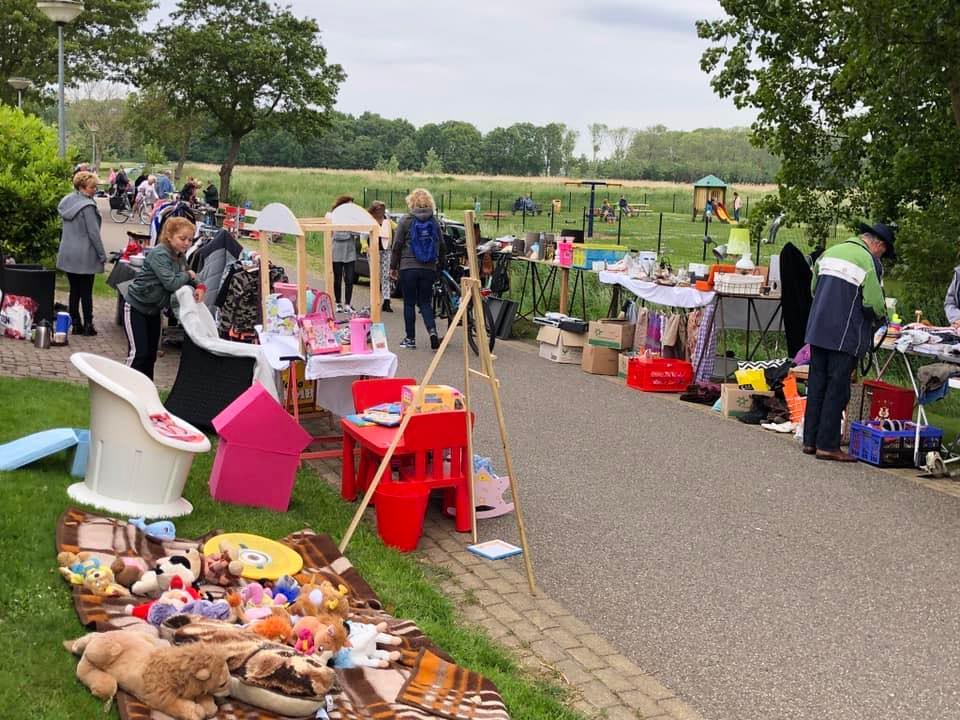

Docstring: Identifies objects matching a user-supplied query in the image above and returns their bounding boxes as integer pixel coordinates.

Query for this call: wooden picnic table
[482,211,508,219]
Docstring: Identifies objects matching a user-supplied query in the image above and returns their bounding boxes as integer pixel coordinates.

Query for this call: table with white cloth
[598,271,716,309]
[257,331,398,417]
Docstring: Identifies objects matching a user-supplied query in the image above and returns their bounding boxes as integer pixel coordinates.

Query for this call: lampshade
[252,202,303,237]
[735,255,755,274]
[7,77,32,91]
[713,245,727,261]
[329,202,376,226]
[37,0,84,24]
[727,227,751,256]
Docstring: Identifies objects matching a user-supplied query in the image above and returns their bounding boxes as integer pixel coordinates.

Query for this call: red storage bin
[862,380,914,421]
[627,357,693,393]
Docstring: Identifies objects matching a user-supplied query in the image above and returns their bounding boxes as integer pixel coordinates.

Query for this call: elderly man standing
[156,170,174,200]
[803,222,894,461]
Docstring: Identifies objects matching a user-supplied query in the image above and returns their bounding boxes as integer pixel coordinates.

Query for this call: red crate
[627,357,693,393]
[862,380,914,421]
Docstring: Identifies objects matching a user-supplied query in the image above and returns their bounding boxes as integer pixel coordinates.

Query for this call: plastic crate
[626,357,693,393]
[862,379,914,421]
[572,243,627,269]
[714,273,763,296]
[848,421,942,467]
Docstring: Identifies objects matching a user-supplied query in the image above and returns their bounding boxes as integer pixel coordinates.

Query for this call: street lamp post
[7,77,33,108]
[87,121,98,169]
[37,1,84,157]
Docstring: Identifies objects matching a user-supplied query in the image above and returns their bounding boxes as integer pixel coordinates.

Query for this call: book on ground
[467,539,522,561]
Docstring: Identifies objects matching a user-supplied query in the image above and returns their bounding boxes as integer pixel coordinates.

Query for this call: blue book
[467,540,522,561]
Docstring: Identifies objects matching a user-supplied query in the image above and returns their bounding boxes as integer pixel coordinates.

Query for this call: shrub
[0,108,72,264]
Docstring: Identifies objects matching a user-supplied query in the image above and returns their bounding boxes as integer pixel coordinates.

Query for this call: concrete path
[11,205,960,719]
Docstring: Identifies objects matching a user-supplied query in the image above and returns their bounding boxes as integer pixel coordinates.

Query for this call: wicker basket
[714,272,763,296]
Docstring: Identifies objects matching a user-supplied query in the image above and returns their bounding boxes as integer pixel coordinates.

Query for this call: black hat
[857,222,896,260]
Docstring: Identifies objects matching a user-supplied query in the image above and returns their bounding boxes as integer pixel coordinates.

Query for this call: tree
[437,121,482,174]
[67,96,135,166]
[126,89,204,182]
[607,126,634,166]
[587,123,608,164]
[0,0,152,107]
[0,107,71,264]
[142,0,344,201]
[421,148,443,174]
[560,128,578,177]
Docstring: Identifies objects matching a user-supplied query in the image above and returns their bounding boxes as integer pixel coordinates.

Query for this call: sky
[151,0,756,156]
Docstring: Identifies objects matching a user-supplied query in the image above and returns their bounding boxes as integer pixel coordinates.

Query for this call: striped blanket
[57,509,504,720]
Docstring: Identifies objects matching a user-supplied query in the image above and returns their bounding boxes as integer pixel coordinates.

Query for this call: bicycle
[431,247,495,356]
[109,191,134,224]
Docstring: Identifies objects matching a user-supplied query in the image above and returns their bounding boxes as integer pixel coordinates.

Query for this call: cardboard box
[581,343,619,375]
[720,383,774,418]
[537,325,585,364]
[618,351,638,379]
[401,384,464,413]
[587,319,635,350]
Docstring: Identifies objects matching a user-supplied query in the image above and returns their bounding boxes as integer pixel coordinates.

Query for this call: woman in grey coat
[329,194,358,312]
[56,171,107,335]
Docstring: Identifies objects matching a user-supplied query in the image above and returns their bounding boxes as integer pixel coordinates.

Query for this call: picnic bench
[483,211,508,219]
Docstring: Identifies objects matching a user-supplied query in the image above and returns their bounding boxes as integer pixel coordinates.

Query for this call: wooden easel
[339,210,537,594]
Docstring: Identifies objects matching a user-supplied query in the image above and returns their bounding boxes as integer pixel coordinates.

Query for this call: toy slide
[0,428,81,472]
[714,203,732,223]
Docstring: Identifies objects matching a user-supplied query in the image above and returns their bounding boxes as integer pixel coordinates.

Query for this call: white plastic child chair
[68,352,210,518]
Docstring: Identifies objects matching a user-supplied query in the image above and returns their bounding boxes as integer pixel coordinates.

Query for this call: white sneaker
[336,303,344,313]
[343,304,354,314]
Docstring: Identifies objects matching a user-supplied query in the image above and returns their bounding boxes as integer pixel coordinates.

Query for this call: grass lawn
[0,376,581,720]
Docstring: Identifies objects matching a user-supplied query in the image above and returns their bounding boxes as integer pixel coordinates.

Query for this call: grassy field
[0,376,581,720]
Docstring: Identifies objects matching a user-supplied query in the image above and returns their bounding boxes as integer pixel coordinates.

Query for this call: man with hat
[802,222,894,461]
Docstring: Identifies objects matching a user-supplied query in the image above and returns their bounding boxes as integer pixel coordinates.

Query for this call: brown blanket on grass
[57,509,493,720]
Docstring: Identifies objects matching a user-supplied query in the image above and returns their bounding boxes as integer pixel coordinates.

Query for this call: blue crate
[848,421,942,467]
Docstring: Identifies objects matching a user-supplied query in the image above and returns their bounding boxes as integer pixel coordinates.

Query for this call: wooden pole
[462,277,478,544]
[323,229,334,301]
[259,232,271,324]
[463,210,537,594]
[559,267,570,315]
[339,295,473,553]
[368,222,382,322]
[296,233,307,314]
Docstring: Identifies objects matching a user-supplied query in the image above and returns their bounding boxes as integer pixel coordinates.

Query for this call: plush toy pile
[57,508,509,720]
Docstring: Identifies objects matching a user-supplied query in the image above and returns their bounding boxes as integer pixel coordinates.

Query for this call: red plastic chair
[372,410,474,551]
[351,377,416,496]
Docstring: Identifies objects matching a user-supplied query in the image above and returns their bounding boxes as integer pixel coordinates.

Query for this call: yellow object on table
[401,384,464,413]
[203,533,303,580]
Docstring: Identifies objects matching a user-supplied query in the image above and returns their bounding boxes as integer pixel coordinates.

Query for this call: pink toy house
[209,382,311,511]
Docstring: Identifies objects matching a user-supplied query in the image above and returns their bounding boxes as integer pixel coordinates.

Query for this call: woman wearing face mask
[56,171,107,336]
[123,217,205,379]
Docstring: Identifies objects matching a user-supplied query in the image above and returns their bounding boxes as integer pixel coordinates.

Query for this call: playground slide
[714,203,732,223]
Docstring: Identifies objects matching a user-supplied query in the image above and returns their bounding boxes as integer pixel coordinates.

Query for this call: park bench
[483,211,508,219]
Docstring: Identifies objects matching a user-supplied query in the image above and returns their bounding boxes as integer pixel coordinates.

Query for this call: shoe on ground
[802,446,816,455]
[343,304,354,314]
[816,449,857,462]
[429,333,440,350]
[336,303,344,313]
[83,324,98,337]
[399,337,416,349]
[382,300,393,313]
[71,322,83,336]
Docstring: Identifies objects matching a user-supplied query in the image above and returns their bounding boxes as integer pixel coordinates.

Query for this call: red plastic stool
[373,481,430,552]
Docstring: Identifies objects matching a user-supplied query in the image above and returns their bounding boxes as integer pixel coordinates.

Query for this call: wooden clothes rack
[339,210,537,594]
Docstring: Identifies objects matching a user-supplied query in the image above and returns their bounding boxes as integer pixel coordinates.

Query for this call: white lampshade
[252,202,303,237]
[7,77,32,91]
[329,202,376,226]
[37,0,84,24]
[735,255,756,274]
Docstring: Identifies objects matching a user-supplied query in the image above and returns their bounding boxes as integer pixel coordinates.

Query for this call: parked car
[353,213,468,279]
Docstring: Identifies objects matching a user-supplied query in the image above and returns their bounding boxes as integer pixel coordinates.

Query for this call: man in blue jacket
[803,222,894,461]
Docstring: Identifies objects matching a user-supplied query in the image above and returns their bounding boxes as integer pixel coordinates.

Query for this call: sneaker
[399,337,416,349]
[429,333,440,350]
[336,303,344,313]
[343,304,354,314]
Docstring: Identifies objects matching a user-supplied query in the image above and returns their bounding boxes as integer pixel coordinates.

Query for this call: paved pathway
[9,205,960,719]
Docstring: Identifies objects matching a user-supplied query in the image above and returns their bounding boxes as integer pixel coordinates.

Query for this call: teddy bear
[201,540,243,588]
[291,614,349,656]
[127,576,201,624]
[82,565,129,598]
[110,557,144,589]
[132,549,202,597]
[332,621,402,669]
[231,582,289,623]
[57,551,101,585]
[289,581,349,619]
[64,629,230,720]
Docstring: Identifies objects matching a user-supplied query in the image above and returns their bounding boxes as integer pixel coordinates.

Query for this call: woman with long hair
[56,171,107,336]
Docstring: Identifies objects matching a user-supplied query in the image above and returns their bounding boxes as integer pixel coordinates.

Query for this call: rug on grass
[57,508,503,720]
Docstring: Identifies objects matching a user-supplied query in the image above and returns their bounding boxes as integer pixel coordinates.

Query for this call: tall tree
[0,0,152,107]
[607,126,634,166]
[587,123,608,164]
[141,0,344,200]
[126,89,204,182]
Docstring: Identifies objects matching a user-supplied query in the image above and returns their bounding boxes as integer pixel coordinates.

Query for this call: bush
[891,196,960,325]
[0,108,72,264]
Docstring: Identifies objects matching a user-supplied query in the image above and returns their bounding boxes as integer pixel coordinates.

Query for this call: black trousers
[399,267,437,340]
[124,304,162,380]
[332,261,355,305]
[66,272,95,328]
[803,345,857,451]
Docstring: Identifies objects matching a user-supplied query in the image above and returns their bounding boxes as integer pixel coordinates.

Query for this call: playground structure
[692,174,727,221]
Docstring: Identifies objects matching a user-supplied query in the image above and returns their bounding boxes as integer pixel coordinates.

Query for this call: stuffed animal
[202,540,244,588]
[249,614,294,644]
[64,629,230,719]
[57,551,100,585]
[126,576,201,624]
[289,581,349,619]
[129,517,177,542]
[332,621,402,669]
[291,614,348,656]
[149,599,233,628]
[110,557,144,589]
[132,549,202,597]
[237,582,288,622]
[82,565,129,598]
[272,575,301,605]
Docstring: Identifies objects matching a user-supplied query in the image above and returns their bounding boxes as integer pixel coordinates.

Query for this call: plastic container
[862,380,915,421]
[626,357,693,393]
[572,243,628,269]
[848,421,942,467]
[374,482,430,552]
[714,273,763,296]
[557,241,574,268]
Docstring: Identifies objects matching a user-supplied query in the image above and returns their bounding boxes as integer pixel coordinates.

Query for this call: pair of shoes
[83,324,98,337]
[429,333,440,350]
[802,446,817,455]
[336,303,344,313]
[71,321,83,336]
[761,421,796,433]
[816,449,857,462]
[381,300,393,313]
[399,337,416,349]
[342,304,354,314]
